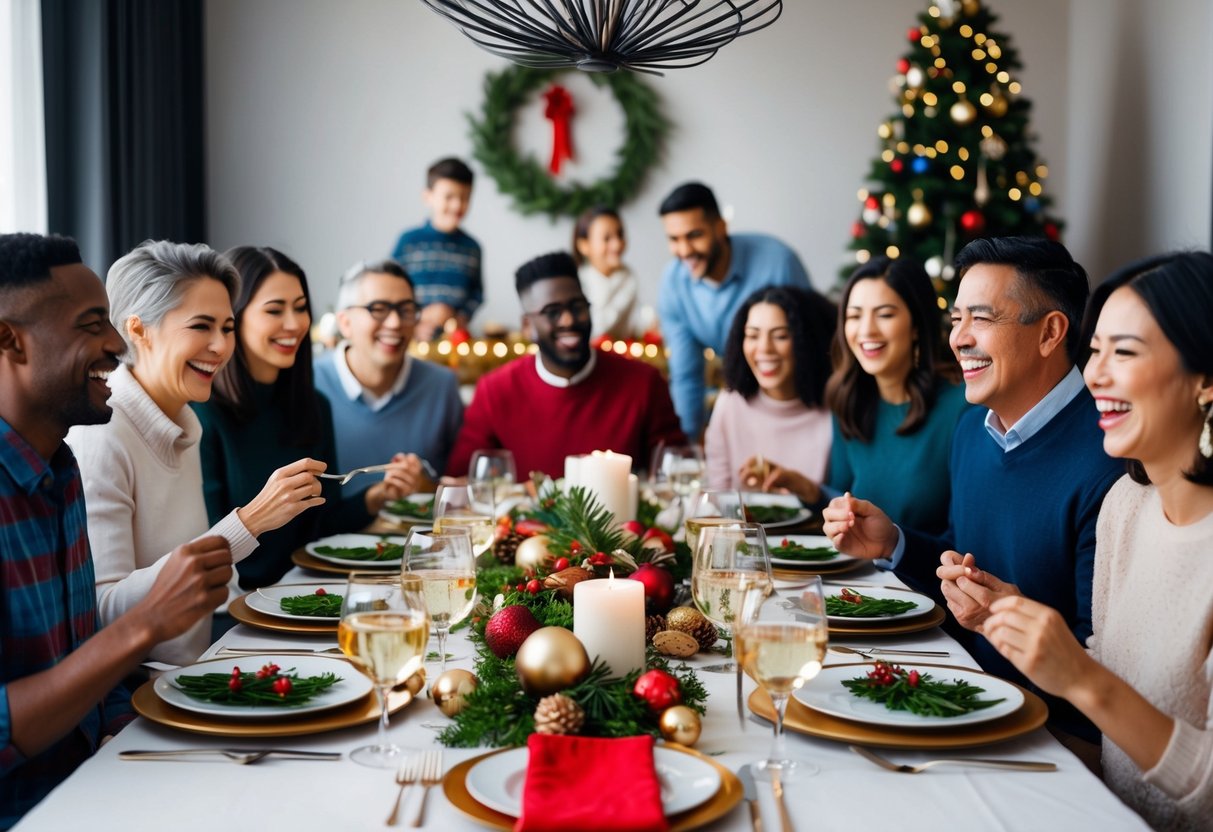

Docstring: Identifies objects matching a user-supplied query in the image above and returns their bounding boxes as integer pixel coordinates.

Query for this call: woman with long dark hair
[193,246,414,588]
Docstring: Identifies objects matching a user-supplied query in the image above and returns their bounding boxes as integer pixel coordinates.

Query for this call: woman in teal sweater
[193,246,412,588]
[822,256,968,534]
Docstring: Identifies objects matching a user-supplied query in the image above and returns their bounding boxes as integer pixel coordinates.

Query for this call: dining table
[14,558,1149,832]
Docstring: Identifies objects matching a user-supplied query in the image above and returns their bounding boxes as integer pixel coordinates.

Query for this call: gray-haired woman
[66,240,324,665]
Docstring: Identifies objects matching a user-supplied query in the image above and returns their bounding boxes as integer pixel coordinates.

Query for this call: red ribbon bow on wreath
[542,84,575,175]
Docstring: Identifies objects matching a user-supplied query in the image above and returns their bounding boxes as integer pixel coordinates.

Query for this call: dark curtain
[41,0,206,275]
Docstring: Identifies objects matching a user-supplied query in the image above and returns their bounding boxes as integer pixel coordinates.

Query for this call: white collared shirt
[534,350,597,388]
[332,342,412,412]
[983,365,1085,452]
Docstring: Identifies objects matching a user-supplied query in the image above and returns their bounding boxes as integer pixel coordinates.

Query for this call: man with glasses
[314,260,462,491]
[447,252,684,479]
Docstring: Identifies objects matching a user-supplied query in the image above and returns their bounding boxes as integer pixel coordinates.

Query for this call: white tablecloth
[15,567,1149,831]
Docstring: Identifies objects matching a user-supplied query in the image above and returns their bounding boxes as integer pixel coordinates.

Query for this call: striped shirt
[0,417,130,829]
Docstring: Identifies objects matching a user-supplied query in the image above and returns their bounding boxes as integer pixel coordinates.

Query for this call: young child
[571,206,649,339]
[391,157,482,340]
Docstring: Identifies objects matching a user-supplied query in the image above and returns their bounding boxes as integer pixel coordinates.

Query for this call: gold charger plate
[229,593,337,634]
[749,663,1047,749]
[132,680,413,738]
[773,558,870,579]
[290,547,398,576]
[443,743,742,831]
[828,603,946,637]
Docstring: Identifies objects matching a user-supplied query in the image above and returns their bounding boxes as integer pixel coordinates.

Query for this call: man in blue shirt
[656,182,811,437]
[0,233,233,828]
[314,260,463,494]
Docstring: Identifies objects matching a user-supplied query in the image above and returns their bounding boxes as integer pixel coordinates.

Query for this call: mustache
[954,347,991,360]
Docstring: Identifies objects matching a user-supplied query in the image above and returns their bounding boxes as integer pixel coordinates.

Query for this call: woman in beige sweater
[983,251,1213,830]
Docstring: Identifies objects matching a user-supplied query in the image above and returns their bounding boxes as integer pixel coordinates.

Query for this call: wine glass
[690,522,774,673]
[404,527,476,673]
[432,483,495,561]
[652,444,705,499]
[338,572,429,768]
[469,449,517,514]
[684,488,745,557]
[736,575,827,780]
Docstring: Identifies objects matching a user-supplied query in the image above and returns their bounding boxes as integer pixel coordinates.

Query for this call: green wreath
[468,66,668,219]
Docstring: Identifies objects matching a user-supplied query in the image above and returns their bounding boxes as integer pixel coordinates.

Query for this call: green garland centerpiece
[469,66,667,219]
[437,487,708,747]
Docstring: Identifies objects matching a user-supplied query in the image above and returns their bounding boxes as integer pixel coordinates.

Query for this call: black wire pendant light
[419,1,784,74]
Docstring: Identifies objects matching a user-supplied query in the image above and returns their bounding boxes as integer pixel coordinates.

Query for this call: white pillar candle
[573,572,646,678]
[574,450,632,524]
[626,474,639,524]
[564,454,586,488]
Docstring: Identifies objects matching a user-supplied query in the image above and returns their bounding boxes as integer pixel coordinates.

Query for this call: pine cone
[533,693,585,735]
[645,614,667,643]
[494,531,523,565]
[666,606,719,651]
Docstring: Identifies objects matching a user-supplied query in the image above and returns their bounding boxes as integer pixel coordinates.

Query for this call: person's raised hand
[984,595,1092,697]
[938,552,1021,633]
[140,535,233,641]
[365,453,422,513]
[821,492,897,560]
[739,457,820,504]
[238,458,326,537]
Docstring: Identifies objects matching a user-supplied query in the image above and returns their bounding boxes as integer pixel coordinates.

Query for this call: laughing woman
[193,246,417,590]
[66,242,325,664]
[984,251,1213,830]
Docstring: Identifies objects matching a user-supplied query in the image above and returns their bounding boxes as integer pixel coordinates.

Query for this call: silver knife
[737,764,763,832]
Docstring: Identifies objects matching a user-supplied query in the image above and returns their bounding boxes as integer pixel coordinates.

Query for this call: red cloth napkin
[514,734,669,832]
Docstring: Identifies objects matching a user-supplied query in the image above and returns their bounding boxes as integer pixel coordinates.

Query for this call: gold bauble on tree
[514,534,555,572]
[430,669,478,717]
[658,705,702,747]
[950,97,977,125]
[984,87,1009,117]
[515,626,590,696]
[907,190,933,228]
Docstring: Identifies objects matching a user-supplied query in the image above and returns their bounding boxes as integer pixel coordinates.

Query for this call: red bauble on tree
[959,209,986,235]
[1044,222,1060,241]
[628,563,675,614]
[890,158,904,174]
[633,669,682,713]
[851,220,866,239]
[906,26,921,43]
[896,57,910,74]
[864,195,880,211]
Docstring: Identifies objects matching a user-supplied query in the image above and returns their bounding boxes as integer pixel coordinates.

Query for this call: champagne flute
[469,449,517,514]
[684,488,745,557]
[432,483,494,560]
[338,572,429,768]
[404,527,476,673]
[690,522,774,673]
[736,576,827,780]
[653,444,705,499]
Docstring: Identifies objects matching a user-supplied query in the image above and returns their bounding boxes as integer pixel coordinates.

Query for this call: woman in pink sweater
[983,251,1213,830]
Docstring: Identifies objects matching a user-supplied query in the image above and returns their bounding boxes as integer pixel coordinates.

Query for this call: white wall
[204,1,1208,330]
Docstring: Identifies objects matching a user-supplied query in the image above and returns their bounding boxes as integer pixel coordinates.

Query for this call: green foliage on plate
[770,538,836,561]
[842,661,1005,717]
[826,588,918,617]
[313,541,403,561]
[744,504,801,524]
[385,497,434,519]
[279,592,342,617]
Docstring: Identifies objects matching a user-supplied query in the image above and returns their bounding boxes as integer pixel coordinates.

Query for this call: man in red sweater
[446,252,685,479]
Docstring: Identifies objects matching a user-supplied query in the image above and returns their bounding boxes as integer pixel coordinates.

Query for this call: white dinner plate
[768,534,858,569]
[305,533,406,567]
[465,745,720,818]
[245,583,346,621]
[378,493,436,524]
[742,492,812,530]
[794,664,1024,729]
[824,585,935,623]
[154,655,371,719]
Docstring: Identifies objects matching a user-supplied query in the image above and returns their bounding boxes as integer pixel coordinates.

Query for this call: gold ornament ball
[515,626,591,696]
[403,669,427,697]
[514,534,554,571]
[659,705,702,747]
[985,92,1009,118]
[430,669,478,717]
[950,98,977,125]
[907,202,933,228]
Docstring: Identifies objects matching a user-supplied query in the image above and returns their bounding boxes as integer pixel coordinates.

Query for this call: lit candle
[573,571,646,678]
[566,450,632,524]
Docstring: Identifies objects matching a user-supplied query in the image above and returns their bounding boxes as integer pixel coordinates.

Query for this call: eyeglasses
[526,299,591,325]
[347,300,419,322]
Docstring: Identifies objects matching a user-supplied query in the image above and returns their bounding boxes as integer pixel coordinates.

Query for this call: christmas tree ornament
[896,58,910,74]
[652,629,699,658]
[907,26,922,43]
[950,97,977,125]
[905,65,925,88]
[960,209,986,234]
[633,668,682,713]
[984,86,1009,117]
[890,158,905,173]
[658,705,702,746]
[1044,222,1060,241]
[494,529,524,565]
[980,132,1008,160]
[515,626,591,695]
[912,156,930,174]
[515,534,555,572]
[907,191,933,228]
[665,606,719,651]
[851,220,866,239]
[431,669,478,717]
[925,256,944,278]
[533,693,586,735]
[962,0,981,16]
[628,563,676,613]
[485,604,542,658]
[974,159,991,206]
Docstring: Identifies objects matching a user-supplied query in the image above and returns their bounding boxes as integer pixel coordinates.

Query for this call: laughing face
[239,271,310,384]
[130,277,235,415]
[1084,286,1208,470]
[424,178,471,234]
[522,276,592,377]
[844,278,915,391]
[742,302,796,400]
[337,271,415,373]
[576,214,626,276]
[661,208,730,282]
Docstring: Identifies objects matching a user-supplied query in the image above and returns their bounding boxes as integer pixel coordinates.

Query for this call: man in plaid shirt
[0,233,234,829]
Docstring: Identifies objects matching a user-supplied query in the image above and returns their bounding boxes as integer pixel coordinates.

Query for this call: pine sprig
[538,486,626,560]
[842,661,1005,717]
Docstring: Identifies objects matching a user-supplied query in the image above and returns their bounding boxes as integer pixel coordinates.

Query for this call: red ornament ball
[907,27,921,43]
[959,209,986,234]
[448,328,471,346]
[628,563,676,614]
[890,158,905,173]
[634,669,682,713]
[851,221,865,239]
[864,195,880,211]
[896,58,910,74]
[484,605,542,658]
[1044,222,1060,241]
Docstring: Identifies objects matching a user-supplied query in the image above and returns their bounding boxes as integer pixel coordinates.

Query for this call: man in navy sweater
[824,237,1123,745]
[314,260,462,494]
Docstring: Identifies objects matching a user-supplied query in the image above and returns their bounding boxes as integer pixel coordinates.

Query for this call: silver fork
[317,463,394,485]
[850,745,1057,773]
[216,646,346,657]
[387,755,421,825]
[119,749,340,764]
[829,645,950,658]
[412,750,443,827]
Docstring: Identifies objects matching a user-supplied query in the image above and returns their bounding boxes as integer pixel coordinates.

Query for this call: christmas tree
[844,0,1063,303]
